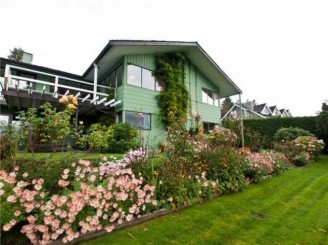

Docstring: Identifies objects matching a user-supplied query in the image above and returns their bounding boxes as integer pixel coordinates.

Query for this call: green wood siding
[126,54,155,70]
[185,60,221,124]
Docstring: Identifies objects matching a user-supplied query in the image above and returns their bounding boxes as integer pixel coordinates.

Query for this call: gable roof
[221,103,265,119]
[82,40,242,97]
[253,103,267,112]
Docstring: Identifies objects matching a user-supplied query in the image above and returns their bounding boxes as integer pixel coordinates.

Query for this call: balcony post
[93,63,98,100]
[54,76,59,95]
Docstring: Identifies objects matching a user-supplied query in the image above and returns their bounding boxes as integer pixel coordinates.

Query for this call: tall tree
[315,100,328,152]
[221,97,234,116]
[7,47,24,62]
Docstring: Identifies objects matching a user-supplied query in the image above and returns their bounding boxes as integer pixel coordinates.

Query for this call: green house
[0,40,242,148]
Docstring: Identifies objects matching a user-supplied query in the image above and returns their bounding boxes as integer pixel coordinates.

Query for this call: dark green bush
[107,123,138,153]
[0,124,18,161]
[274,127,313,142]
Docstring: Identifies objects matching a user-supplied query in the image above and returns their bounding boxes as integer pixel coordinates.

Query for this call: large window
[202,88,219,107]
[127,64,161,91]
[100,65,123,88]
[126,111,151,130]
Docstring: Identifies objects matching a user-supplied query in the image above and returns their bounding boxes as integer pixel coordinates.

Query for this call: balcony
[0,64,121,116]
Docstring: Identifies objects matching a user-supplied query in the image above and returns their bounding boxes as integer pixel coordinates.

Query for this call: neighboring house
[222,101,292,119]
[269,106,281,116]
[280,109,292,117]
[252,103,272,116]
[221,103,266,120]
[0,40,242,147]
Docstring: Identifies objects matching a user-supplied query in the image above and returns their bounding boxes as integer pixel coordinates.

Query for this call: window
[100,65,123,88]
[127,65,142,86]
[202,88,219,107]
[127,64,159,91]
[126,111,151,130]
[203,122,217,133]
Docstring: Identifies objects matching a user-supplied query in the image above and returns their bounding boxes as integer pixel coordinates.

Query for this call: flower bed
[1,124,323,244]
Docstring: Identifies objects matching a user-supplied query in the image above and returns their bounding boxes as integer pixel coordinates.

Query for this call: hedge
[243,117,317,148]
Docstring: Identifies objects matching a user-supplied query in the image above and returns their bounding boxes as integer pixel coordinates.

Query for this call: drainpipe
[239,93,245,147]
[93,63,98,100]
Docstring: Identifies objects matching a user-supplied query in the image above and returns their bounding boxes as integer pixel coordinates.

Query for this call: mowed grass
[16,152,123,161]
[79,156,328,245]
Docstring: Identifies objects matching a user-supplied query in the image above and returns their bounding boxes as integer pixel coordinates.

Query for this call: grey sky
[1,0,327,116]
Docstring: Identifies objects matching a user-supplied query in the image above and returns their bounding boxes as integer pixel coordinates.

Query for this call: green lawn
[16,152,123,161]
[79,156,328,245]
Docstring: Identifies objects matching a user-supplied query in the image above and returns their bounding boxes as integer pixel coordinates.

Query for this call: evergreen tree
[7,47,24,62]
[221,97,234,116]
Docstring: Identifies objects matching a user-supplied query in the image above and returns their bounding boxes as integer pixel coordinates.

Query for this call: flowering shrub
[294,136,324,157]
[0,157,157,244]
[243,151,292,182]
[200,147,248,193]
[274,127,313,142]
[274,136,324,166]
[58,94,78,110]
[207,126,238,148]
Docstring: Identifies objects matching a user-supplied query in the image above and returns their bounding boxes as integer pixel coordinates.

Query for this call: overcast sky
[1,0,327,116]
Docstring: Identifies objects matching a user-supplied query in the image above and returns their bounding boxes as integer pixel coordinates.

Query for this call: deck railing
[1,64,120,107]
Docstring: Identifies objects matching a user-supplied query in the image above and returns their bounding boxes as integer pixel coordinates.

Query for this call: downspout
[239,93,245,147]
[93,63,98,100]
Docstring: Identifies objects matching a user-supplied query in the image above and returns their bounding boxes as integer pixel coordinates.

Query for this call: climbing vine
[153,52,189,127]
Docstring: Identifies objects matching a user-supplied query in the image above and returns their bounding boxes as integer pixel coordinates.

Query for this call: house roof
[221,103,265,119]
[269,106,277,111]
[253,103,267,113]
[83,40,242,98]
[0,57,82,80]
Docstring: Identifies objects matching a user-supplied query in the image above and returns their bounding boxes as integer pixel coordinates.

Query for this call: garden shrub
[154,157,220,207]
[107,123,138,153]
[274,127,313,142]
[19,100,76,153]
[242,150,293,182]
[199,147,248,193]
[207,126,238,148]
[274,136,324,166]
[0,124,18,162]
[78,123,112,152]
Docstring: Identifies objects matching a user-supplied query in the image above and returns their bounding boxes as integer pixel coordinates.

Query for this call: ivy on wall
[153,52,188,127]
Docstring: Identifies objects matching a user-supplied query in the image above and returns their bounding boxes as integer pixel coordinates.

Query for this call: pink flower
[126,214,133,221]
[7,195,17,203]
[104,225,114,232]
[58,180,70,187]
[14,210,21,217]
[22,172,29,178]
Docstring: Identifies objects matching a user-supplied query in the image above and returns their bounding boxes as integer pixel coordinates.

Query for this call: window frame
[127,63,160,91]
[201,88,219,107]
[125,110,151,130]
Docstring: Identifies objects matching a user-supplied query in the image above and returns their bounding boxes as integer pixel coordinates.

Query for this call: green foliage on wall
[153,52,188,127]
[243,117,317,148]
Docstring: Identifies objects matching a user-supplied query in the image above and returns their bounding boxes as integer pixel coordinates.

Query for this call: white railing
[2,64,120,107]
